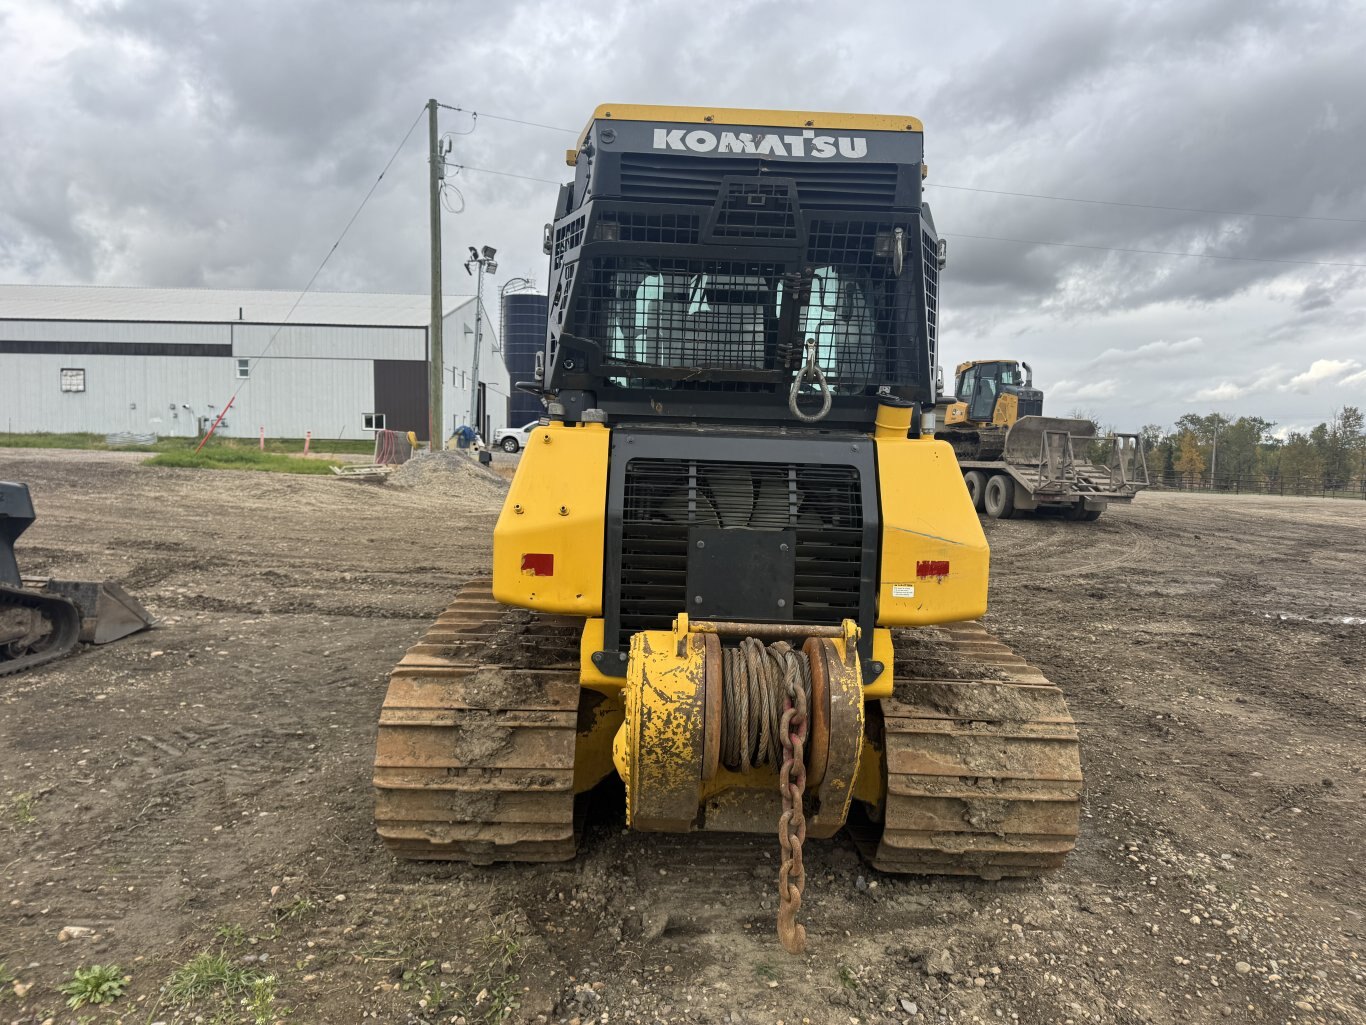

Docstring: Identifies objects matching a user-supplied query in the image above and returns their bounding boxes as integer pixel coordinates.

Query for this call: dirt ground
[1,449,1362,1025]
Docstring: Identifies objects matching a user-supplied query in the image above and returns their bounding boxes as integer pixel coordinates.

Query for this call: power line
[244,104,427,373]
[452,163,561,186]
[434,103,577,135]
[928,182,1366,225]
[208,104,427,429]
[945,232,1366,269]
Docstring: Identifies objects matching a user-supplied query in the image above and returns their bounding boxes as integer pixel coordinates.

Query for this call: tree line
[1146,406,1364,490]
[1072,406,1366,492]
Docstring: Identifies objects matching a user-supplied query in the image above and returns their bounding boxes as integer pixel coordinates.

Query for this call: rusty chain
[717,637,812,953]
[774,642,809,954]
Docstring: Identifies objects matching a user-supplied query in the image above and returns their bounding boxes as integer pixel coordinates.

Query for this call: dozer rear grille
[617,458,863,647]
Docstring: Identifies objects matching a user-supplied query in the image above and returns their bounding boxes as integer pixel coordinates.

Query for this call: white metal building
[0,285,510,442]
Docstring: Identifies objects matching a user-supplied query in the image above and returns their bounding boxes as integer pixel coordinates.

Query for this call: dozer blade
[1001,415,1096,464]
[26,578,157,644]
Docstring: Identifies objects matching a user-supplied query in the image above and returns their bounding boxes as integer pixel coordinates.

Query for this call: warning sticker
[891,584,915,599]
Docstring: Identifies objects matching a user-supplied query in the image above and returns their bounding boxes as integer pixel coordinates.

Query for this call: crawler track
[373,582,583,863]
[854,621,1082,878]
[0,584,81,677]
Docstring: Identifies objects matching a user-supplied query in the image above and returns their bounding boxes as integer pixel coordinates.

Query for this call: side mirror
[936,238,948,271]
[542,223,553,256]
[534,351,545,382]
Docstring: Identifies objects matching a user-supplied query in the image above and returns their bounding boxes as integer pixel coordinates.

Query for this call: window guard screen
[568,219,922,394]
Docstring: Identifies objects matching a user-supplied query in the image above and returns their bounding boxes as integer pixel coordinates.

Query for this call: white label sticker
[892,584,915,599]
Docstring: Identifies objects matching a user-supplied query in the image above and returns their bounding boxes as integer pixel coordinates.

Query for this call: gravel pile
[386,451,509,505]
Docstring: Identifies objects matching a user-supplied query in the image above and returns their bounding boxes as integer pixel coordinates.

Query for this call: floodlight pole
[464,247,497,437]
[469,259,485,435]
[427,98,444,451]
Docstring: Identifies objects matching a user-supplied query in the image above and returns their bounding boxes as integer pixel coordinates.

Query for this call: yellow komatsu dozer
[374,105,1082,952]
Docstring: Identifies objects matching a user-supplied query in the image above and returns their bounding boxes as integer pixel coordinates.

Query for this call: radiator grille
[618,154,901,210]
[617,458,863,646]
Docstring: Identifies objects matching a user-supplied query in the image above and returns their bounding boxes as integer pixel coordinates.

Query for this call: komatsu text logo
[651,128,869,159]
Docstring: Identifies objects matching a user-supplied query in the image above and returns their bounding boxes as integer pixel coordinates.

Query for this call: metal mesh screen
[922,229,938,373]
[553,214,585,269]
[709,179,801,242]
[617,458,863,643]
[571,216,917,393]
[598,210,701,245]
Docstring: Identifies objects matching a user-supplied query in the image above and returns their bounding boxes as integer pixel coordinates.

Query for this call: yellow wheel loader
[935,360,1149,520]
[374,106,1082,951]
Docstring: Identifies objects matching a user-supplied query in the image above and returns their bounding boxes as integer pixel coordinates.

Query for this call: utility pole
[427,98,444,452]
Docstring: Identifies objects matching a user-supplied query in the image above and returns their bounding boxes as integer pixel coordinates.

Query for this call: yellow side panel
[876,437,989,626]
[993,392,1019,427]
[492,422,608,615]
[944,402,969,426]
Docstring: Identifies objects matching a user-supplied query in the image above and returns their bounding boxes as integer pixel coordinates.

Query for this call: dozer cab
[933,359,1149,520]
[937,359,1043,460]
[1,481,156,676]
[374,105,1081,952]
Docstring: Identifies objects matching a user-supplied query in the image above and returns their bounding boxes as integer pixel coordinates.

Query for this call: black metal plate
[686,527,795,620]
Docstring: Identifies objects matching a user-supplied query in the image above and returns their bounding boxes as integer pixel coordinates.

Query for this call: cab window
[956,366,978,402]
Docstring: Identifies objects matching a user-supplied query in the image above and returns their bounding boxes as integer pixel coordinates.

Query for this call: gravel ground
[0,449,1362,1025]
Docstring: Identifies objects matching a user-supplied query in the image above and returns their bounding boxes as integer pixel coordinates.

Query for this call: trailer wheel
[964,470,988,511]
[983,474,1016,519]
[1069,503,1103,522]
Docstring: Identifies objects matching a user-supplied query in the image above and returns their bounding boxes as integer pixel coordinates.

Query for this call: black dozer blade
[1,480,155,677]
[28,578,157,644]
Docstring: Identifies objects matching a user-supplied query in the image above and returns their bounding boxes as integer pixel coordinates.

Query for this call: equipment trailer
[960,416,1149,520]
[934,359,1149,520]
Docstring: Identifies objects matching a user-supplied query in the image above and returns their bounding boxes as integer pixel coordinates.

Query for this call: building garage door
[373,359,429,437]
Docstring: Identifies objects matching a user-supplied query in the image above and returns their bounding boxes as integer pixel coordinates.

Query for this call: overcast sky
[2,0,1364,434]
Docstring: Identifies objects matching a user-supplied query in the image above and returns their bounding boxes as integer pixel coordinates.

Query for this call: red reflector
[521,553,554,576]
[917,560,950,578]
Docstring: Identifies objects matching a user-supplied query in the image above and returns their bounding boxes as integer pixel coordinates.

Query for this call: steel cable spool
[716,636,812,954]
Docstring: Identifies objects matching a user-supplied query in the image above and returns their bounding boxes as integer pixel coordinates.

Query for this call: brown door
[373,360,429,436]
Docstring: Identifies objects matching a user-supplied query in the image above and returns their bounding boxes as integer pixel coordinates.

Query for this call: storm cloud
[2,0,1364,430]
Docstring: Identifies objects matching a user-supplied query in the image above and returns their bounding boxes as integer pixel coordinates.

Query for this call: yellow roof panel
[578,104,923,148]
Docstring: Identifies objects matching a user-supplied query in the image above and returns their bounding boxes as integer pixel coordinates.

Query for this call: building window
[236,359,251,379]
[363,413,386,431]
[60,368,86,393]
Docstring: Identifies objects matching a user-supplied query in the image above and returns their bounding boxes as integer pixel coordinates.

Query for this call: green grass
[165,950,266,1002]
[271,896,318,922]
[0,431,374,455]
[144,449,342,475]
[215,923,248,946]
[9,792,36,826]
[59,965,128,1009]
[162,948,288,1024]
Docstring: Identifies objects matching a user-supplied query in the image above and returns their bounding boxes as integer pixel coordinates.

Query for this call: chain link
[774,643,809,954]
